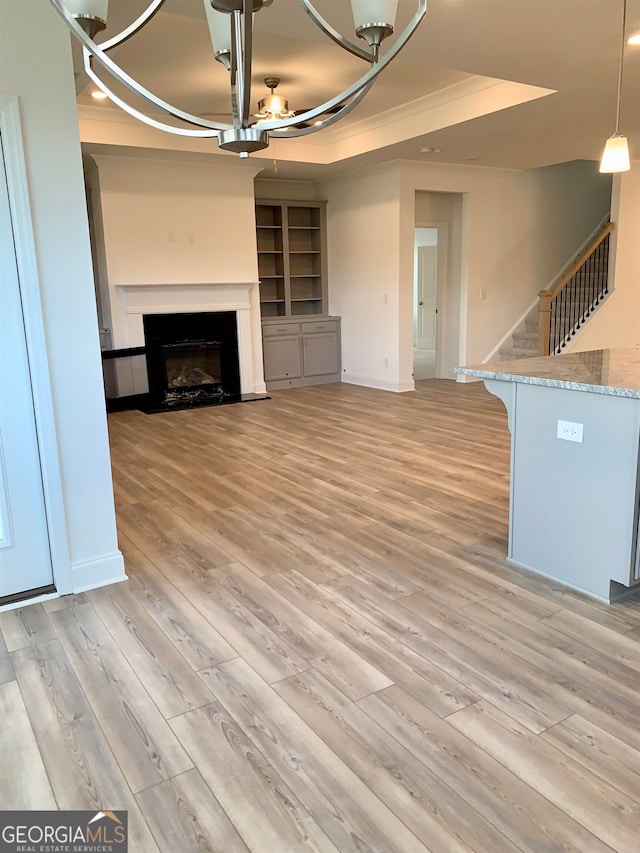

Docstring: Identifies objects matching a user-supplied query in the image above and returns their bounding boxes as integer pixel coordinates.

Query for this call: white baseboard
[71,550,127,593]
[342,372,415,393]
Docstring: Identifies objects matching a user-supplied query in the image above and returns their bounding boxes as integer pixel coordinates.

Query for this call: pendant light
[600,0,631,173]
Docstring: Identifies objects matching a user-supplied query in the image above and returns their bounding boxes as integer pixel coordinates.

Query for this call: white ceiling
[75,0,640,179]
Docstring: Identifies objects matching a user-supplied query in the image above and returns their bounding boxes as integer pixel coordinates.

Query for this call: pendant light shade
[204,0,232,60]
[351,0,398,29]
[599,134,631,173]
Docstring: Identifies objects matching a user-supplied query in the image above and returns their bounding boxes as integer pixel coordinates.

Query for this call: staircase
[499,217,613,362]
[499,312,539,361]
[539,218,612,355]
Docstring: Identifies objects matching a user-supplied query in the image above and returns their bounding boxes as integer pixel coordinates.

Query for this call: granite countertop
[455,345,640,398]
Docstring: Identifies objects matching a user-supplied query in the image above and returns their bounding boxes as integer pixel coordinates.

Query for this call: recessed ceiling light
[628,32,640,44]
[419,147,441,154]
[91,90,108,100]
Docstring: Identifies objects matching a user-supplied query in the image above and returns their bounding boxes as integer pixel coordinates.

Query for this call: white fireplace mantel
[110,281,266,397]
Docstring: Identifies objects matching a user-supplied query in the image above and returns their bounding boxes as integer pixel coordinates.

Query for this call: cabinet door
[263,335,302,381]
[303,332,339,377]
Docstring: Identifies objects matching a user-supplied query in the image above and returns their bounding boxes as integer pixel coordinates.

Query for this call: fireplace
[143,311,241,412]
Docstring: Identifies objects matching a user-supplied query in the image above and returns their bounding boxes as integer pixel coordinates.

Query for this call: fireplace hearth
[143,311,242,413]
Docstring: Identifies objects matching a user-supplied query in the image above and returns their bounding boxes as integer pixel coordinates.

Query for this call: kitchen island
[456,346,640,602]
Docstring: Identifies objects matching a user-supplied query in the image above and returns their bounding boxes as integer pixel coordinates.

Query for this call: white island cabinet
[456,346,640,603]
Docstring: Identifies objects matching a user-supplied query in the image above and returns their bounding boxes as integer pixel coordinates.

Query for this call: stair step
[499,347,539,360]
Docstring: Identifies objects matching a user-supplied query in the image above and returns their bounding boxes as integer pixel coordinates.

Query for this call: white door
[416,245,437,350]
[0,133,53,602]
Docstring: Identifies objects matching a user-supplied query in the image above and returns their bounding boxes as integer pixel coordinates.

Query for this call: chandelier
[49,0,427,157]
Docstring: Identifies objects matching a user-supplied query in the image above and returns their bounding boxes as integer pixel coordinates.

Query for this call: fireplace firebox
[143,311,241,412]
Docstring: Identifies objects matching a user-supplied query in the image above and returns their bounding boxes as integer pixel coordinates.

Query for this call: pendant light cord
[614,0,627,135]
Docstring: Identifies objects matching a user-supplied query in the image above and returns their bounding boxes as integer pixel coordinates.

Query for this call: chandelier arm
[48,0,232,131]
[246,0,426,131]
[269,80,376,138]
[229,10,241,126]
[83,56,223,137]
[241,0,254,128]
[297,0,373,62]
[99,0,167,52]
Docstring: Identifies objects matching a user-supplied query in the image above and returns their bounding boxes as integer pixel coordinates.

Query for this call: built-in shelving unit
[255,200,327,318]
[256,199,340,390]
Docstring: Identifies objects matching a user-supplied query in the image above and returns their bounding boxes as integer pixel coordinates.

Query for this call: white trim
[342,372,415,393]
[70,552,127,593]
[124,302,251,315]
[0,96,72,594]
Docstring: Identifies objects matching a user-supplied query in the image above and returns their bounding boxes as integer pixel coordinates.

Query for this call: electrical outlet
[557,419,584,443]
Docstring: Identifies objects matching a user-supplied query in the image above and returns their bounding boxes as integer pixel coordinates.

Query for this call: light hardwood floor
[1,380,639,852]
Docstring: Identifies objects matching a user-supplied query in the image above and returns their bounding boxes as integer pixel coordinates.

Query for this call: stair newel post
[538,290,552,356]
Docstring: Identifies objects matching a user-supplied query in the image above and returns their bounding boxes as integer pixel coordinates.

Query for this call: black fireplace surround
[142,311,241,412]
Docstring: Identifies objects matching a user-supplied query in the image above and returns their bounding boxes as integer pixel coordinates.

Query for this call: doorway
[413,225,446,380]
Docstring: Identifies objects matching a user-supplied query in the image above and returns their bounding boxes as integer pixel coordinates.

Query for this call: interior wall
[322,166,408,391]
[254,177,322,201]
[569,166,640,351]
[0,0,124,591]
[87,154,261,348]
[325,158,610,391]
[401,159,612,375]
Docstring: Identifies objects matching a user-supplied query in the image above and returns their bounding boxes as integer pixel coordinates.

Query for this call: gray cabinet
[302,321,340,376]
[262,317,341,390]
[262,324,302,382]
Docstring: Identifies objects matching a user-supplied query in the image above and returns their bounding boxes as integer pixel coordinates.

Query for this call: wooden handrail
[539,221,614,300]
